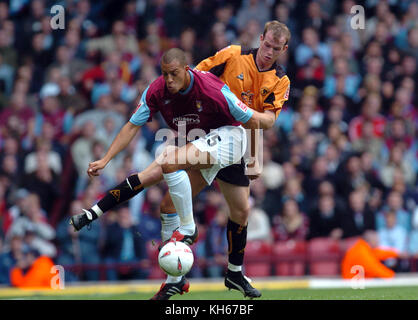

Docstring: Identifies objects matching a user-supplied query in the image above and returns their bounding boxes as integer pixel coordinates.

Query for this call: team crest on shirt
[260,87,270,96]
[241,91,254,107]
[196,100,203,112]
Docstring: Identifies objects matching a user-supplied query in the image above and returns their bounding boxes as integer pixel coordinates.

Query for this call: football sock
[227,219,247,268]
[90,174,144,219]
[90,205,103,219]
[227,262,242,273]
[166,275,183,283]
[161,213,181,242]
[163,170,195,236]
[161,212,183,284]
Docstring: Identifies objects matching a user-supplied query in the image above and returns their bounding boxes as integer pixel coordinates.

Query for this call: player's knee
[229,205,250,225]
[138,167,163,188]
[160,151,180,174]
[161,161,177,174]
[160,194,176,213]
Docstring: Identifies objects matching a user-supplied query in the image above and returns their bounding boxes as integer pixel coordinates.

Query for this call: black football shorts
[215,158,250,187]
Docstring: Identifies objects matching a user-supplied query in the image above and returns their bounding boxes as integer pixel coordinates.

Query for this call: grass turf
[1,286,417,300]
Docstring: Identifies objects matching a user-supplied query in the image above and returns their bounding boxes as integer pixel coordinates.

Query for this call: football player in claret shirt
[157,20,291,298]
[70,48,264,299]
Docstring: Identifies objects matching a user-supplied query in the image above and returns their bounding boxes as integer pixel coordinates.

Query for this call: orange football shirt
[195,45,290,119]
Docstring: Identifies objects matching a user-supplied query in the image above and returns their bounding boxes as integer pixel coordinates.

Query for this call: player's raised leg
[70,145,176,231]
[217,179,261,298]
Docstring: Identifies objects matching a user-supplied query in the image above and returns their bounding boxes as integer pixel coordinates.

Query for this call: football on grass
[158,241,194,277]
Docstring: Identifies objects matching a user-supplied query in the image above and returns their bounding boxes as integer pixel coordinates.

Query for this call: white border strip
[309,276,418,289]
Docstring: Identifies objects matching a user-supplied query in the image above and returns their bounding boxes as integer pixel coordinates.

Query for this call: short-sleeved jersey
[129,69,254,134]
[195,45,290,119]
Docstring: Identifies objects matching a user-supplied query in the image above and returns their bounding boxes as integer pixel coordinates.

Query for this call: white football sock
[160,213,180,242]
[163,170,195,235]
[228,262,242,272]
[91,204,103,217]
[161,212,183,284]
[166,275,183,283]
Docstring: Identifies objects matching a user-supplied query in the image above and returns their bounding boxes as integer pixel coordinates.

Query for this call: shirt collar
[179,70,194,95]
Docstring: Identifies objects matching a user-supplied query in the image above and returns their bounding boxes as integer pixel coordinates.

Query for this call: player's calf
[69,174,144,231]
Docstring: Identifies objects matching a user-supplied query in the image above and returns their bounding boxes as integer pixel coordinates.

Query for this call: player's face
[161,60,189,94]
[258,30,288,69]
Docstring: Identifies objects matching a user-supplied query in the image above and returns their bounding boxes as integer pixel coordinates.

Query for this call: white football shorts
[191,125,247,185]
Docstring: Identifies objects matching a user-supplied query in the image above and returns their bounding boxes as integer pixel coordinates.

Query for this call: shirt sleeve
[263,76,290,119]
[195,45,239,77]
[221,85,254,124]
[129,87,152,126]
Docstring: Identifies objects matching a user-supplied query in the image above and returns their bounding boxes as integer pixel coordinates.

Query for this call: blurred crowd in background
[0,0,417,284]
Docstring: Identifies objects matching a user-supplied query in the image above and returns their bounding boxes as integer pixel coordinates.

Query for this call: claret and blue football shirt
[129,69,254,134]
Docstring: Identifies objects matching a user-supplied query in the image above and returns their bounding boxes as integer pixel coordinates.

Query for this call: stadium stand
[0,0,417,284]
[272,240,306,276]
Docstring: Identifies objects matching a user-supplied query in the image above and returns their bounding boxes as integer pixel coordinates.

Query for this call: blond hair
[263,20,291,45]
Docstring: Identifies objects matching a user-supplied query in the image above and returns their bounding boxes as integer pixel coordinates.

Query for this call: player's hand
[87,159,107,177]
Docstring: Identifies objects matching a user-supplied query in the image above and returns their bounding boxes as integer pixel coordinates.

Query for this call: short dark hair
[161,48,187,66]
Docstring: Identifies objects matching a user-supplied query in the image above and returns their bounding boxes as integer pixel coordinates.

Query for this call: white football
[158,241,194,277]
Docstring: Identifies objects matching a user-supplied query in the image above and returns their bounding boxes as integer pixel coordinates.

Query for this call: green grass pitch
[1,286,417,300]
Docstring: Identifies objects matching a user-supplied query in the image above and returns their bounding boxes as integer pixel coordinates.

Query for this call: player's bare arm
[87,121,140,177]
[256,110,276,129]
[240,110,262,179]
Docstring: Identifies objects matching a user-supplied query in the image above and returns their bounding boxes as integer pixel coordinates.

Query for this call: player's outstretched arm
[256,110,276,129]
[241,110,260,130]
[87,121,140,177]
[241,110,262,180]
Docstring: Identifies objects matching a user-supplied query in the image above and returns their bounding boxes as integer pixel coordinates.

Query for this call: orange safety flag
[10,256,55,289]
[341,239,398,279]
